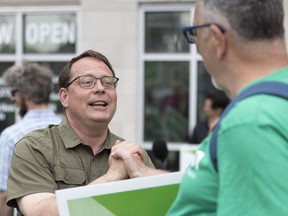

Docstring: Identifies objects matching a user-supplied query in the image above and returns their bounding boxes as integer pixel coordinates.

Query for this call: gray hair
[201,0,284,41]
[2,63,53,104]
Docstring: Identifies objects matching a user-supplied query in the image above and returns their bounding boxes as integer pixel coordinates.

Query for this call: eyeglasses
[66,74,119,90]
[183,23,225,44]
[10,89,19,97]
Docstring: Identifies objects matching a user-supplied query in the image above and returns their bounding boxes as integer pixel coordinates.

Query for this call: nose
[93,78,105,91]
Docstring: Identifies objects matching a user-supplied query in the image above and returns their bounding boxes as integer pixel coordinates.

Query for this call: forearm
[18,193,59,216]
[130,161,168,178]
[89,173,122,185]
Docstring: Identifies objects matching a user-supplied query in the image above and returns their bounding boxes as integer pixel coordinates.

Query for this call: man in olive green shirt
[7,50,154,216]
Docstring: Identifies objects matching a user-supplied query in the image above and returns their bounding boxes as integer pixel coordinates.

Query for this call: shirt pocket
[54,165,86,189]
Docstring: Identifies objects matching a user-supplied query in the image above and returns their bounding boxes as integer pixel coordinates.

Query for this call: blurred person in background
[0,63,61,216]
[151,139,169,170]
[189,90,229,144]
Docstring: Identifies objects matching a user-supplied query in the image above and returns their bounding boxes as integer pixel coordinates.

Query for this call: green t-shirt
[167,67,288,216]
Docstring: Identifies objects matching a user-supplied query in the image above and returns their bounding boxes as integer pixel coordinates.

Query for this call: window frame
[0,6,80,72]
[0,6,80,124]
[139,2,203,150]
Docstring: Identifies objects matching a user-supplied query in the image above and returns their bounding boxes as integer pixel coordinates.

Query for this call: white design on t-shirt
[193,150,205,170]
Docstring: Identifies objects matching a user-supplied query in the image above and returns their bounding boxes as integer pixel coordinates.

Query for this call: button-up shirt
[0,109,61,191]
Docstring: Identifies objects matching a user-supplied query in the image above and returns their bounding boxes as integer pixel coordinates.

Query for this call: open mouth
[89,100,108,107]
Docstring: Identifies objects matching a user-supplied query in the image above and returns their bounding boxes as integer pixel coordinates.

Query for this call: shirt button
[65,176,69,180]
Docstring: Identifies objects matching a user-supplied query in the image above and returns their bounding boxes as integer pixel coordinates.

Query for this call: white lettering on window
[25,22,76,45]
[0,23,14,45]
[51,22,61,44]
[62,23,75,44]
[39,23,50,44]
[26,23,38,45]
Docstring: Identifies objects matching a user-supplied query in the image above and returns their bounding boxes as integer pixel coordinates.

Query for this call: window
[140,3,218,146]
[23,13,77,54]
[144,61,189,142]
[145,11,189,53]
[0,7,79,132]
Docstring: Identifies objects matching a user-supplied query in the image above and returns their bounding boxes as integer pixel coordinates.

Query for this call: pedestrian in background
[189,90,229,144]
[0,63,61,216]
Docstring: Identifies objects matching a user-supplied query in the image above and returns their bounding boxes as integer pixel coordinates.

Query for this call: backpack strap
[210,81,288,172]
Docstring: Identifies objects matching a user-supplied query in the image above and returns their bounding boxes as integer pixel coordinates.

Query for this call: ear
[59,88,69,108]
[210,24,227,59]
[23,94,30,101]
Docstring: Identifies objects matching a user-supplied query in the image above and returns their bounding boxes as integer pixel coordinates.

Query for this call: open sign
[24,13,77,54]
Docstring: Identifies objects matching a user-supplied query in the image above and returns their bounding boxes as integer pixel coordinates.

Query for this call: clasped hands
[105,140,149,181]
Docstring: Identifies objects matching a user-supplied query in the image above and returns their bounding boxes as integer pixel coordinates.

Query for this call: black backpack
[210,81,288,172]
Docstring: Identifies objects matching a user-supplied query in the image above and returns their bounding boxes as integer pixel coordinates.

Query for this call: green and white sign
[56,172,183,216]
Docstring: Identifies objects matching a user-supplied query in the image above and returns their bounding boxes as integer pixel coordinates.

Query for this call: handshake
[104,141,167,183]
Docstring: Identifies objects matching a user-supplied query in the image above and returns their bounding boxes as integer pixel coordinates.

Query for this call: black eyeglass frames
[183,23,225,44]
[65,74,119,90]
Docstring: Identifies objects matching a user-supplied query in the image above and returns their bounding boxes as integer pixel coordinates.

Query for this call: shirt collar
[22,108,55,119]
[58,115,115,151]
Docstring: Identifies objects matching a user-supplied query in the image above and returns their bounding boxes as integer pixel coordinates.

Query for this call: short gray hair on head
[2,62,53,104]
[201,0,284,41]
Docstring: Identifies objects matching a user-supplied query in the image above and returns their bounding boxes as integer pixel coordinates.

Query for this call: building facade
[0,0,288,169]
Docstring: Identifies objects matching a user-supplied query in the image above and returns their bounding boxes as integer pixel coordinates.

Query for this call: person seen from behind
[0,63,61,216]
[110,0,288,215]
